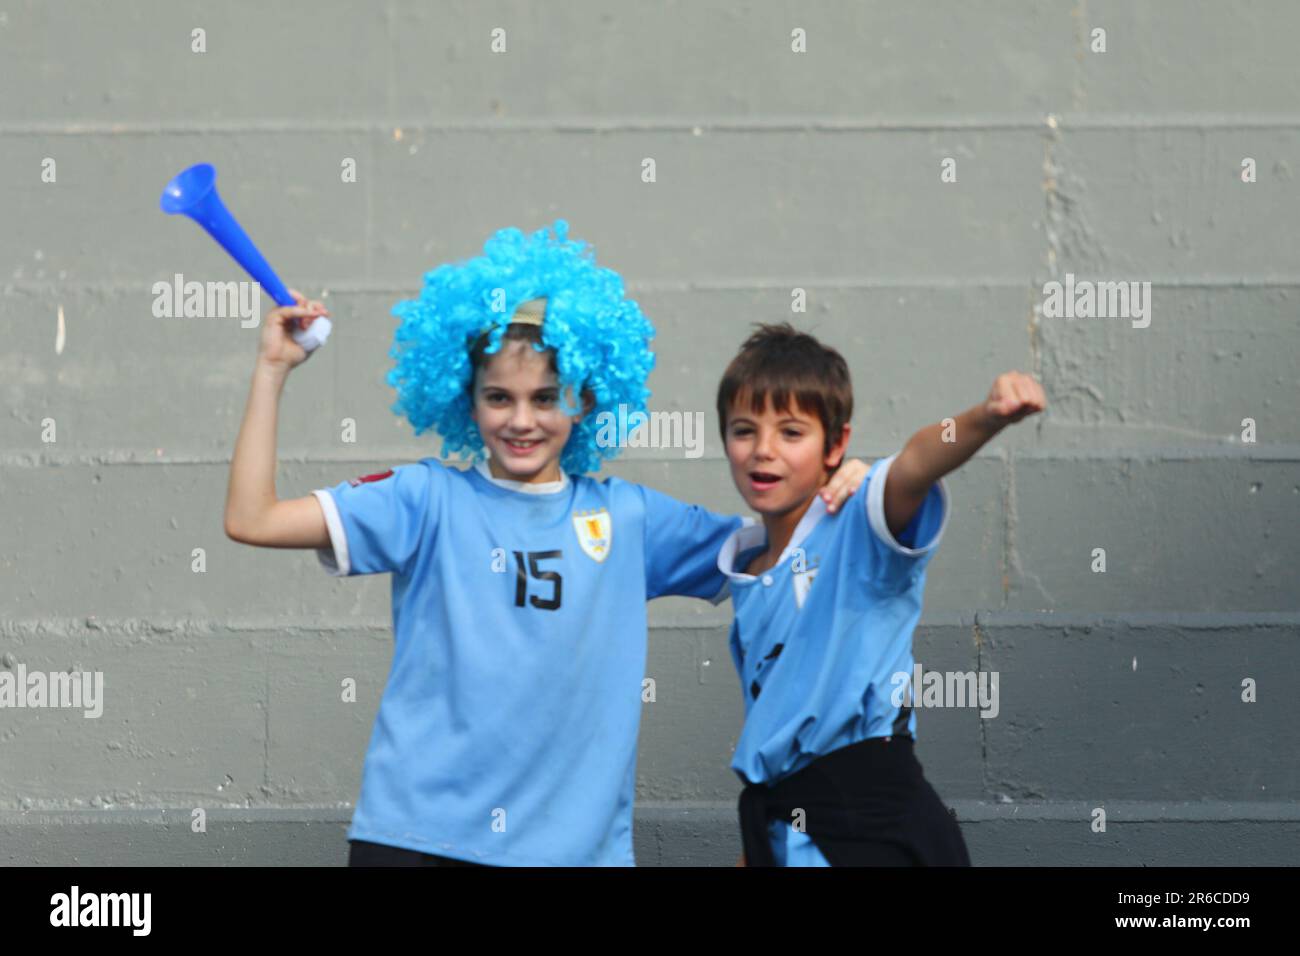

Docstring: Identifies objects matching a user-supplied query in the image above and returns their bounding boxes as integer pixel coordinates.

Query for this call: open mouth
[503,438,544,454]
[749,470,781,490]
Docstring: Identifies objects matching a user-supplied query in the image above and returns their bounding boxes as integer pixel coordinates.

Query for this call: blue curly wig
[385,220,656,475]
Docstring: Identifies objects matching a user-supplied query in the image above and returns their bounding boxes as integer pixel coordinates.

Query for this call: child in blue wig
[225,220,870,866]
[386,219,656,478]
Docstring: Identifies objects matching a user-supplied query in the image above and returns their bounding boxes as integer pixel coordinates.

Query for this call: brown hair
[716,322,853,464]
[469,321,553,379]
[469,322,594,412]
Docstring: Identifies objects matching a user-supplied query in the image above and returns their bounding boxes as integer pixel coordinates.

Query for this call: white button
[762,575,774,586]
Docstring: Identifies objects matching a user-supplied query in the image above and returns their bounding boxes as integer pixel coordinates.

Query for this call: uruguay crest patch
[572,508,612,562]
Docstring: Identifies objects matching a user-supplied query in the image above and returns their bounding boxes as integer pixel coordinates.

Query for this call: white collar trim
[717,495,828,581]
[473,458,570,494]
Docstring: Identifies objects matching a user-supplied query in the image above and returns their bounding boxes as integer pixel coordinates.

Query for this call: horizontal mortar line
[0,807,353,824]
[969,610,1300,629]
[10,277,1300,298]
[1,800,1297,824]
[0,619,397,637]
[641,276,1300,292]
[635,800,1300,822]
[3,612,1296,637]
[634,801,1300,822]
[6,114,1300,135]
[964,445,1300,462]
[0,618,746,635]
[1,446,1298,469]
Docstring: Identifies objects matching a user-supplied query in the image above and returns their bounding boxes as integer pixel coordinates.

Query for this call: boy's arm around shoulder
[883,371,1046,539]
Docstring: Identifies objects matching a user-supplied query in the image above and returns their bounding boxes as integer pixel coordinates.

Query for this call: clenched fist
[981,371,1046,429]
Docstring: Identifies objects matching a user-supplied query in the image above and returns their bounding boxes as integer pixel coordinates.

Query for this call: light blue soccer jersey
[715,453,950,864]
[313,458,742,866]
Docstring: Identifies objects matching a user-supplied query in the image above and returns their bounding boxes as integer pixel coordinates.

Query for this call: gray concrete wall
[1,1,1297,865]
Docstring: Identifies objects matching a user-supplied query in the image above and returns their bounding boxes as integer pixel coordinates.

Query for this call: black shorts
[347,839,489,867]
[828,737,972,866]
[746,735,973,866]
[848,765,972,866]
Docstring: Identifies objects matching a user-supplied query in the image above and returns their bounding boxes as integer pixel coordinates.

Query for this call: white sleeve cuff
[865,453,950,556]
[312,489,351,577]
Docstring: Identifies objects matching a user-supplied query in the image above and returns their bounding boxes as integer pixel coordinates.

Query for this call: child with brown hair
[713,323,1045,865]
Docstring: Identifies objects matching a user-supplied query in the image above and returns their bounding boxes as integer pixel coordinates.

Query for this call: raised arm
[883,371,1046,539]
[223,290,333,549]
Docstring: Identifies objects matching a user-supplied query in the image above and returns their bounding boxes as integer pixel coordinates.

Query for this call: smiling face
[470,335,589,483]
[724,389,850,518]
